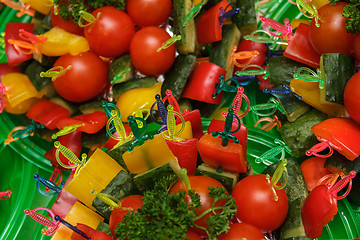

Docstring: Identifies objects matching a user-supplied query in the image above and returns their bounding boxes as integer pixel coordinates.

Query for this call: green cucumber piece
[112,77,158,100]
[209,23,241,79]
[320,53,355,104]
[106,140,134,172]
[96,222,112,237]
[79,101,104,114]
[172,0,196,53]
[133,162,176,193]
[268,56,309,87]
[195,163,240,192]
[161,54,196,100]
[277,95,311,122]
[108,54,133,84]
[50,97,79,115]
[324,151,360,174]
[279,109,327,158]
[81,130,109,150]
[92,170,139,220]
[263,158,309,239]
[231,0,257,35]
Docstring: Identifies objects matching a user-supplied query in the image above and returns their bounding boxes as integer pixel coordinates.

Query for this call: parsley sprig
[114,177,237,240]
[53,0,125,22]
[329,0,360,34]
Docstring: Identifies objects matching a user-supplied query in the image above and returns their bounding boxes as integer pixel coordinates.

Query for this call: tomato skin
[52,52,108,102]
[126,0,172,27]
[309,2,355,55]
[300,157,331,191]
[169,176,228,236]
[130,26,176,76]
[84,6,135,58]
[186,230,202,240]
[344,71,360,124]
[109,195,144,239]
[301,185,338,238]
[232,174,288,232]
[218,222,265,240]
[354,34,360,61]
[0,63,21,80]
[50,8,83,36]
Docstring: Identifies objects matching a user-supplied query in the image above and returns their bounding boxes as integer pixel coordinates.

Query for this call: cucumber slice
[133,162,176,193]
[108,54,133,84]
[319,53,355,105]
[263,158,309,239]
[112,77,158,100]
[172,0,196,53]
[79,101,104,114]
[195,163,240,192]
[106,140,134,172]
[231,0,257,35]
[277,95,311,122]
[50,97,79,116]
[324,151,360,174]
[209,23,241,79]
[279,109,327,158]
[92,170,139,220]
[161,54,196,100]
[96,222,112,237]
[268,56,310,87]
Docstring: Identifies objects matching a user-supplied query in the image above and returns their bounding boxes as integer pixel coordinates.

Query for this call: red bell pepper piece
[176,109,203,139]
[300,157,332,192]
[207,119,248,145]
[182,62,226,104]
[196,0,230,44]
[26,99,71,130]
[70,223,97,240]
[51,171,79,218]
[166,138,198,175]
[4,22,35,67]
[233,38,267,73]
[104,123,132,150]
[197,133,247,173]
[45,131,82,170]
[310,118,360,161]
[0,63,21,80]
[56,112,108,134]
[301,171,356,238]
[284,23,321,69]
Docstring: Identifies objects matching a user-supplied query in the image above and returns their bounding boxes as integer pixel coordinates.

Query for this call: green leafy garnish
[53,0,125,23]
[114,178,237,240]
[329,0,360,34]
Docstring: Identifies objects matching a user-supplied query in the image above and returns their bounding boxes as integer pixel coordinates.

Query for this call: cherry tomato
[50,7,83,36]
[309,2,355,55]
[126,0,172,27]
[218,222,265,240]
[169,176,228,236]
[84,6,135,58]
[344,71,360,124]
[300,157,332,192]
[130,26,176,76]
[186,230,203,240]
[0,63,21,80]
[232,174,288,232]
[109,195,144,239]
[52,51,108,102]
[354,34,360,61]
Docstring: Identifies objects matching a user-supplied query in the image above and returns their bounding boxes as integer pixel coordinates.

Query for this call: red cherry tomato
[354,34,360,61]
[232,174,288,232]
[186,230,203,240]
[169,176,228,236]
[109,195,144,239]
[300,157,332,192]
[130,26,176,76]
[50,7,83,36]
[0,63,21,80]
[84,6,135,58]
[52,51,108,102]
[126,0,172,27]
[218,222,265,240]
[309,2,355,55]
[344,71,360,124]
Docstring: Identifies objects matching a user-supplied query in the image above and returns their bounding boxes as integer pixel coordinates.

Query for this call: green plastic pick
[293,67,324,89]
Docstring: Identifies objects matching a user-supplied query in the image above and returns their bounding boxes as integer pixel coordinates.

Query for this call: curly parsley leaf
[329,0,360,34]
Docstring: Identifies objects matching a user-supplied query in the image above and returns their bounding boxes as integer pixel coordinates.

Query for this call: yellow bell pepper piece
[50,202,103,240]
[64,149,124,210]
[123,133,177,174]
[309,0,329,9]
[290,19,310,29]
[22,0,52,15]
[162,121,193,140]
[116,82,162,122]
[290,78,347,117]
[2,73,43,114]
[37,27,89,56]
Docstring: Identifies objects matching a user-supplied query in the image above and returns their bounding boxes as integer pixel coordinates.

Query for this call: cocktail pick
[234,64,269,79]
[0,0,35,17]
[213,74,241,99]
[293,67,324,89]
[265,159,288,201]
[0,190,11,200]
[296,0,320,27]
[78,10,101,28]
[24,207,60,236]
[34,174,63,197]
[127,115,154,151]
[106,110,133,144]
[40,65,72,81]
[243,29,288,50]
[260,16,293,43]
[54,141,87,176]
[212,107,241,147]
[162,105,185,141]
[254,114,281,132]
[54,215,90,240]
[306,136,342,158]
[5,120,44,145]
[183,0,207,27]
[162,89,181,113]
[157,35,181,52]
[250,97,286,117]
[255,139,293,166]
[52,124,84,139]
[219,4,239,27]
[263,84,303,100]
